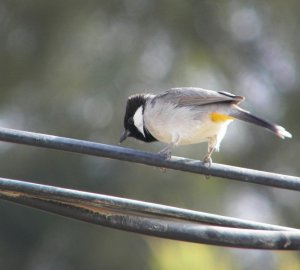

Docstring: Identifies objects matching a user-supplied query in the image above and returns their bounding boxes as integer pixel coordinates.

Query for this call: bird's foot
[158,147,172,160]
[158,147,172,172]
[202,156,212,167]
[202,156,212,179]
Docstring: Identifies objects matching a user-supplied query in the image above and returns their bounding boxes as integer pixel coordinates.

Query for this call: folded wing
[152,87,244,107]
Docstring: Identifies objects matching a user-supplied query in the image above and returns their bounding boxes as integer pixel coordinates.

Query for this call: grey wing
[153,87,244,106]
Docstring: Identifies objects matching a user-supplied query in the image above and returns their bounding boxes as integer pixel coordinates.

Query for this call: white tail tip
[275,125,292,139]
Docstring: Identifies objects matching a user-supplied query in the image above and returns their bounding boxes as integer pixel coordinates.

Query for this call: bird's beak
[119,129,130,144]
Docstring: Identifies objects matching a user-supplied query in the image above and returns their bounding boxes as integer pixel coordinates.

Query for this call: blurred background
[0,0,299,269]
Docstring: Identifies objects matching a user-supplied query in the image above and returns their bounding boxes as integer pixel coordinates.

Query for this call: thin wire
[0,127,298,190]
[0,177,294,231]
[0,177,299,250]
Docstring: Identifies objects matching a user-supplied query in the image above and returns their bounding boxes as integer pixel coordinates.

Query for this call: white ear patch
[133,106,145,137]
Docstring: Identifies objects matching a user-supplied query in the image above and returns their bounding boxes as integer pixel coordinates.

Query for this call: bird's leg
[158,144,173,159]
[158,133,180,160]
[203,137,216,167]
[158,145,172,173]
[203,148,214,167]
[158,134,180,172]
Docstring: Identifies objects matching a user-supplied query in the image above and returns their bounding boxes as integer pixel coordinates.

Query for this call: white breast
[143,100,233,146]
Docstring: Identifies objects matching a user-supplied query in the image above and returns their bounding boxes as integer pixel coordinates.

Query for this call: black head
[120,94,157,143]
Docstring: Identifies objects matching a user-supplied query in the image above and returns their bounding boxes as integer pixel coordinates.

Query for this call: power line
[0,127,299,249]
[0,127,298,190]
[0,177,299,250]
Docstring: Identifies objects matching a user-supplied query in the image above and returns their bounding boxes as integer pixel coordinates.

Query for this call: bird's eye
[128,117,134,125]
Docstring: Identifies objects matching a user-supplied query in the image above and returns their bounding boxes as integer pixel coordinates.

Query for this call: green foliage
[149,240,236,270]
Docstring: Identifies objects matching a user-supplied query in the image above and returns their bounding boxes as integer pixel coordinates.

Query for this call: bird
[119,87,292,166]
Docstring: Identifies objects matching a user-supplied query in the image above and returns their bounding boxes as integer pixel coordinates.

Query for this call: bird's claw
[202,156,212,167]
[158,148,172,160]
[202,156,212,179]
[158,147,172,172]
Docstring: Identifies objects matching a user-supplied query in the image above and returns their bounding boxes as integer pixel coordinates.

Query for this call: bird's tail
[230,106,292,139]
